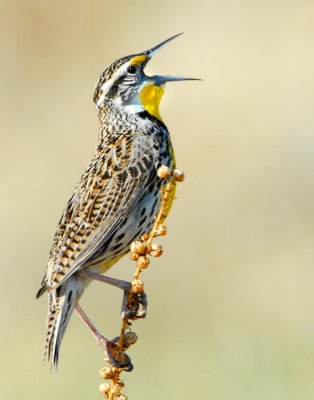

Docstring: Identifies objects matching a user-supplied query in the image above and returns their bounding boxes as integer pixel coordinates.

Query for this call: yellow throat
[139,84,164,121]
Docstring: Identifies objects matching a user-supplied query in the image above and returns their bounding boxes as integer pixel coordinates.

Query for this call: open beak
[139,33,201,85]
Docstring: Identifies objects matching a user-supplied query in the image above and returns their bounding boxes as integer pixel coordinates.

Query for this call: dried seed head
[157,165,171,179]
[99,383,110,395]
[156,225,167,236]
[111,384,122,395]
[99,367,113,380]
[130,241,147,254]
[141,233,149,241]
[116,380,125,388]
[137,256,150,269]
[132,279,144,293]
[124,331,138,346]
[149,243,163,257]
[173,169,185,182]
[118,395,128,400]
[130,252,139,261]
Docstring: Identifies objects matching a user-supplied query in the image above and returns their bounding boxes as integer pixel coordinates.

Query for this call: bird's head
[93,33,198,121]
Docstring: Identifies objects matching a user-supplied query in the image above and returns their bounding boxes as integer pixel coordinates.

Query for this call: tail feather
[44,278,82,369]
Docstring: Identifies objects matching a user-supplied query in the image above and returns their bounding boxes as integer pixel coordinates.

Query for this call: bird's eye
[127,65,137,74]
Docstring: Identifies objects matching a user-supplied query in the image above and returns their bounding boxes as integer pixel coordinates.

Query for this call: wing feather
[40,133,157,291]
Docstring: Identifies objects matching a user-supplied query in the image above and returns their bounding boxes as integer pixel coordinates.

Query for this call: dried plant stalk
[99,166,185,400]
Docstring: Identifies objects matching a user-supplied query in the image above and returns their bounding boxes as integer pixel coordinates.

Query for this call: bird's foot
[121,288,147,320]
[104,339,133,371]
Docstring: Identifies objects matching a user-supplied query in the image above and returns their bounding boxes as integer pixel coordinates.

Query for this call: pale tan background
[1,0,314,399]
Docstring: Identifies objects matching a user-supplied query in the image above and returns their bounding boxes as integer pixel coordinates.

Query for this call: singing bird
[36,34,197,369]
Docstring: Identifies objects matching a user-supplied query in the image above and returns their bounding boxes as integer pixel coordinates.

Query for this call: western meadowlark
[36,33,197,369]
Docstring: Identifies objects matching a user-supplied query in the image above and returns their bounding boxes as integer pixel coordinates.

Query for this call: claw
[121,290,147,320]
[105,341,133,371]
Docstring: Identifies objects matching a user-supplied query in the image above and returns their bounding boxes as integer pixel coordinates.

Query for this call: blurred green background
[1,0,314,399]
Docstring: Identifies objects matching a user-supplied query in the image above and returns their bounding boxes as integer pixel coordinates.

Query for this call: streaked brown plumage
[36,34,196,369]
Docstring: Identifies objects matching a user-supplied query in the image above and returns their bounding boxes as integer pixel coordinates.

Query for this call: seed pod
[173,169,185,182]
[130,252,139,261]
[150,243,163,257]
[111,384,122,395]
[157,165,171,179]
[99,383,110,395]
[137,256,150,269]
[118,395,128,400]
[132,279,144,293]
[124,332,138,346]
[130,241,146,254]
[141,233,149,241]
[116,380,125,388]
[156,225,167,236]
[99,367,113,380]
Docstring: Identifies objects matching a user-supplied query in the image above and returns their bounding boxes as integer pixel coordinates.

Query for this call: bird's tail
[44,278,82,369]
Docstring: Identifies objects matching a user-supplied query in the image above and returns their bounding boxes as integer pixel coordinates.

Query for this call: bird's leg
[75,303,133,371]
[75,303,107,347]
[77,270,147,319]
[78,269,131,291]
